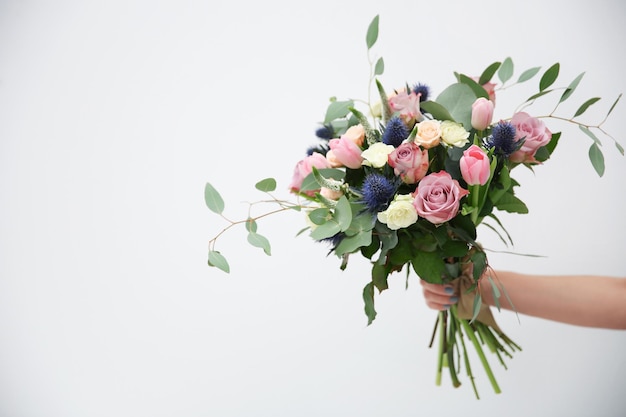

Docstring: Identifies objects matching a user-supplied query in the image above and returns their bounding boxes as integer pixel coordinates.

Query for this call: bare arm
[421,271,626,330]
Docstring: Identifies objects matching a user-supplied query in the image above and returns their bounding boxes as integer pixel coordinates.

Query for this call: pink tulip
[471,97,494,131]
[460,145,491,186]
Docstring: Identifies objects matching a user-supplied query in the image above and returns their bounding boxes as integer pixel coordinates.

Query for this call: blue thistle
[412,83,430,102]
[360,172,397,213]
[381,116,409,147]
[315,125,334,140]
[485,121,518,158]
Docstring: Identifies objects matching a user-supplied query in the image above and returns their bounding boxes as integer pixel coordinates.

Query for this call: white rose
[440,120,470,147]
[377,194,418,230]
[361,142,395,168]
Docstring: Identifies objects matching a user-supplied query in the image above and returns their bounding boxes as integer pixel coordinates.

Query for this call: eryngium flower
[360,172,397,213]
[412,83,430,102]
[315,125,334,140]
[381,116,409,147]
[485,121,518,157]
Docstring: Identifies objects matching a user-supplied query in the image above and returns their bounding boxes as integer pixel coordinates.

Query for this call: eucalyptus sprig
[205,178,302,273]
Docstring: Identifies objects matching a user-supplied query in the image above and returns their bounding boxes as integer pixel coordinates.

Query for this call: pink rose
[327,136,363,169]
[289,152,331,194]
[412,171,469,224]
[509,112,551,163]
[388,142,429,184]
[388,91,422,125]
[470,97,494,131]
[460,145,491,185]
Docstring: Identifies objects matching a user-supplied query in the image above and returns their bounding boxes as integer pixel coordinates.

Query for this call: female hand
[420,280,460,311]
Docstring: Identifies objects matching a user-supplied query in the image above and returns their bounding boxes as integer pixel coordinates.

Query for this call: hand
[420,280,460,311]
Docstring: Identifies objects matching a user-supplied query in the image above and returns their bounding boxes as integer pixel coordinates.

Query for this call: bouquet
[204,15,622,398]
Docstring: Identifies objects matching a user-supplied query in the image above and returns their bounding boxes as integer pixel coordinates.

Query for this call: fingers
[420,280,459,311]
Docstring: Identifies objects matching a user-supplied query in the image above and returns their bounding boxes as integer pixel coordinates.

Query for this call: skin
[420,271,626,330]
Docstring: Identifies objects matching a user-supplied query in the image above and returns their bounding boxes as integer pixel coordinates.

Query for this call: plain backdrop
[1,1,625,416]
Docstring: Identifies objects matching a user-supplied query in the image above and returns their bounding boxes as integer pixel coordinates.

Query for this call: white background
[1,0,625,416]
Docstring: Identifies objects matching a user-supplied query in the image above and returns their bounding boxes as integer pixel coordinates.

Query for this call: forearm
[480,271,626,330]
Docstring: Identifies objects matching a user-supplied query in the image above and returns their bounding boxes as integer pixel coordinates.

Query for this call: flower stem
[452,306,501,394]
[436,311,445,386]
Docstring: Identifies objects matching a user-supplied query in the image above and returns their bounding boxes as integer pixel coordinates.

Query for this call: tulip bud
[471,97,494,131]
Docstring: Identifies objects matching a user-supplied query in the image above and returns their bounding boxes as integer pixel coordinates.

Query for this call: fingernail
[444,286,454,295]
[443,304,451,310]
[449,296,459,303]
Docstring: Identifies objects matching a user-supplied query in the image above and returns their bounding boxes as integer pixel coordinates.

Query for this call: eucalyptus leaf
[255,178,277,192]
[516,66,541,83]
[525,89,553,103]
[308,208,330,225]
[606,93,622,118]
[579,125,601,145]
[458,74,489,100]
[435,83,477,129]
[334,196,353,231]
[478,61,501,85]
[497,57,514,84]
[419,100,455,122]
[374,57,384,76]
[366,15,379,49]
[324,100,354,124]
[247,232,271,255]
[588,143,605,177]
[334,230,373,257]
[558,72,585,103]
[204,182,225,214]
[615,141,625,156]
[300,168,345,191]
[574,97,601,118]
[245,218,257,233]
[309,220,341,240]
[208,250,230,273]
[539,63,560,91]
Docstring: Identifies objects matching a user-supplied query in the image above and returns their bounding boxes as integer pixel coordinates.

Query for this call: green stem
[435,311,445,386]
[470,184,480,225]
[452,306,501,394]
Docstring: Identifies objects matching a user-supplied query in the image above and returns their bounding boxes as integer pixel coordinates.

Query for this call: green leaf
[208,250,230,273]
[588,143,605,177]
[574,97,601,118]
[478,61,501,85]
[516,66,541,83]
[435,83,477,129]
[363,282,377,325]
[539,63,560,91]
[309,220,341,240]
[458,74,489,100]
[245,218,257,233]
[470,250,487,281]
[371,263,389,292]
[324,100,354,124]
[487,275,501,311]
[494,193,529,214]
[334,229,373,257]
[300,168,345,191]
[579,125,601,145]
[366,15,379,49]
[615,141,625,156]
[497,57,514,84]
[471,292,482,323]
[559,72,585,104]
[411,251,446,284]
[419,100,455,122]
[376,79,393,122]
[525,89,554,103]
[308,208,330,225]
[334,196,353,231]
[255,178,276,192]
[247,232,271,255]
[606,93,622,118]
[204,182,225,214]
[374,57,384,75]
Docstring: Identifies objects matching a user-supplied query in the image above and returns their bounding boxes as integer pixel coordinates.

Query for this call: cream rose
[414,119,442,149]
[361,142,395,168]
[377,194,418,230]
[440,120,470,147]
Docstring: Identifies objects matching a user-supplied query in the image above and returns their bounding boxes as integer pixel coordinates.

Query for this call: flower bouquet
[204,15,622,398]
